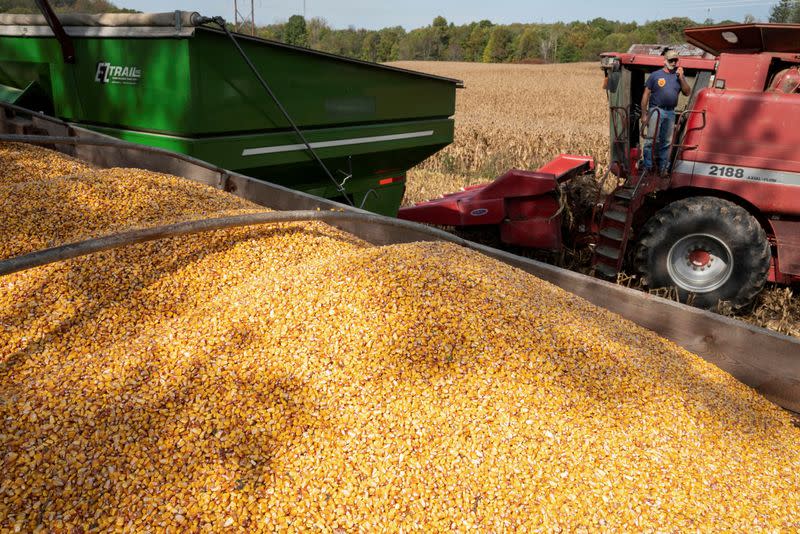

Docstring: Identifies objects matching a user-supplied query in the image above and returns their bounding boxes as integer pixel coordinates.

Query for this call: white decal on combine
[241,130,435,156]
[673,160,800,186]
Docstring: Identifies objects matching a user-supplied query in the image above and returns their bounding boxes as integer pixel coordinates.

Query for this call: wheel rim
[666,233,733,293]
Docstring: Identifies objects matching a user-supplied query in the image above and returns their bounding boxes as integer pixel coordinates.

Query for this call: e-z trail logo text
[94,62,142,85]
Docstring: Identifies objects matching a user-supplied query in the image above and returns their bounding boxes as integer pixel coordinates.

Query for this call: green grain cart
[0,9,461,215]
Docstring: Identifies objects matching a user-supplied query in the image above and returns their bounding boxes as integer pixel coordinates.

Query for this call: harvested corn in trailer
[0,142,266,260]
[0,142,93,183]
[2,144,800,531]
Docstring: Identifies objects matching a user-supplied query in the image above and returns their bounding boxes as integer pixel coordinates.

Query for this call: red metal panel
[398,168,562,225]
[617,53,715,71]
[677,88,800,216]
[459,198,506,225]
[718,83,800,159]
[769,219,800,276]
[398,156,594,248]
[396,194,506,226]
[506,195,559,220]
[685,23,800,56]
[501,218,562,249]
[715,53,772,91]
[478,169,559,198]
[534,154,595,181]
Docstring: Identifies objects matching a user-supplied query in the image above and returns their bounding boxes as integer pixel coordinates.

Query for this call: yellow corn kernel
[1,142,799,532]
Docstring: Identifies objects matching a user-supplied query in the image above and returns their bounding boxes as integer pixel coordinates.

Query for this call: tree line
[3,0,800,63]
[257,8,800,64]
[250,1,800,63]
[260,16,715,63]
[770,0,800,22]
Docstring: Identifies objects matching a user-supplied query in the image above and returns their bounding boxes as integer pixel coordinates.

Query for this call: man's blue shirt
[646,69,681,110]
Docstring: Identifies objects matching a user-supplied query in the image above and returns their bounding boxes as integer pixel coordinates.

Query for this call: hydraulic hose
[200,16,355,206]
[0,210,468,277]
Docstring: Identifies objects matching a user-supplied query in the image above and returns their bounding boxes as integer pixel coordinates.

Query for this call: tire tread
[634,197,770,309]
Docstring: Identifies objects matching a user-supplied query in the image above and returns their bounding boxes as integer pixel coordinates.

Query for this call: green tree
[515,27,544,61]
[361,31,380,62]
[557,40,580,62]
[445,24,473,61]
[464,24,491,61]
[602,32,633,54]
[482,26,513,62]
[395,18,452,60]
[257,23,282,41]
[396,28,437,60]
[305,17,331,49]
[229,13,727,65]
[647,17,695,43]
[539,27,563,63]
[376,27,405,61]
[284,15,308,47]
[587,17,614,39]
[432,15,451,52]
[769,0,800,22]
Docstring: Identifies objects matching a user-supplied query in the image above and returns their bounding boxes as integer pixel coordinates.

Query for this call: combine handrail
[669,108,706,153]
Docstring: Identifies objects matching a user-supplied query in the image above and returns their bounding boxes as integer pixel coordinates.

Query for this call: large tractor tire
[634,197,770,310]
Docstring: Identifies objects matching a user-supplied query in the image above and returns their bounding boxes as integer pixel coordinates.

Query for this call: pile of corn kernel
[1,142,799,531]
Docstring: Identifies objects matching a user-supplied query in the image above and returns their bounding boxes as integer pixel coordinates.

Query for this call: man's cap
[664,50,679,60]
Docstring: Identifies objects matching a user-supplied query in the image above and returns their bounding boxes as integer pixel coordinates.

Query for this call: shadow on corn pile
[1,225,368,528]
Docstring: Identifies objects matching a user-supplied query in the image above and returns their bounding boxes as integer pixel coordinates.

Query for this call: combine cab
[401,23,800,309]
[0,7,460,216]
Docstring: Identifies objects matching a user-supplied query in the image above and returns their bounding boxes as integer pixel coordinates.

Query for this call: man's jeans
[642,107,675,173]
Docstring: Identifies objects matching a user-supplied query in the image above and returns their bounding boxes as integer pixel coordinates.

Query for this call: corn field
[391,61,609,205]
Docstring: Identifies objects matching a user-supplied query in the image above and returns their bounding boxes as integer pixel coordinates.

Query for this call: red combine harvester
[399,23,800,309]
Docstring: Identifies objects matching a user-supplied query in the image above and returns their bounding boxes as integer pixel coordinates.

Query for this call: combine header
[399,155,593,249]
[402,23,800,310]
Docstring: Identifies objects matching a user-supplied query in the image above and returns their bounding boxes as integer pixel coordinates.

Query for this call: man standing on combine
[640,49,691,175]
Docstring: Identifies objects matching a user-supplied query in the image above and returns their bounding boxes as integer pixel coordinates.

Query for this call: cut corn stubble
[1,143,800,531]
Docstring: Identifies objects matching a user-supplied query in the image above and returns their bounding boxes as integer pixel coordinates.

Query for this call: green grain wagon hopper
[0,5,461,215]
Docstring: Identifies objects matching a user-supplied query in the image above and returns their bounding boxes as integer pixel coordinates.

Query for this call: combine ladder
[592,172,661,280]
[593,107,672,279]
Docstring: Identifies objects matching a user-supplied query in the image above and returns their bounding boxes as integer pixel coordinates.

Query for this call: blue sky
[115,0,777,29]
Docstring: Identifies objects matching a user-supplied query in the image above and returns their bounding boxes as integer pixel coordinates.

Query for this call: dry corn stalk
[2,143,800,531]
